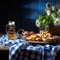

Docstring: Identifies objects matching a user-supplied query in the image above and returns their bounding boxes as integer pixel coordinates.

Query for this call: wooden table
[0,45,9,60]
[0,45,9,50]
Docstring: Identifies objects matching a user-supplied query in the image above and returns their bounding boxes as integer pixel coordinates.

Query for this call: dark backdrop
[0,0,59,33]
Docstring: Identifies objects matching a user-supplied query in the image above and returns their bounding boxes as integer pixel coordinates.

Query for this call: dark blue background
[0,0,59,33]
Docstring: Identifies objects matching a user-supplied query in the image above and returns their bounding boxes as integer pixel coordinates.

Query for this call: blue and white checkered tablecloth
[0,34,60,60]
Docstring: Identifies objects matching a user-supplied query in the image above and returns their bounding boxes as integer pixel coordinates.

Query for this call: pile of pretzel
[24,30,58,42]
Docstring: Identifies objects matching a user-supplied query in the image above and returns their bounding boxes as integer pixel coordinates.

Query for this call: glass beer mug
[6,21,16,40]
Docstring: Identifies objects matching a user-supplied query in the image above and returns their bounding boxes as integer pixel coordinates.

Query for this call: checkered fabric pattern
[0,34,60,60]
[12,49,42,60]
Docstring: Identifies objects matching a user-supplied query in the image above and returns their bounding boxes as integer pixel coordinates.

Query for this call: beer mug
[6,21,16,40]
